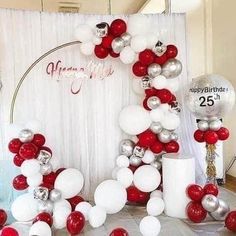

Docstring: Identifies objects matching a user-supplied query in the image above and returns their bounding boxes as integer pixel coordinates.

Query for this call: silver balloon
[19,129,34,143]
[111,37,125,53]
[38,200,54,214]
[152,41,167,57]
[34,187,49,201]
[121,32,132,46]
[201,194,219,212]
[186,74,235,119]
[49,189,62,202]
[147,63,162,78]
[197,120,209,131]
[158,129,172,143]
[170,132,178,141]
[40,163,53,175]
[151,160,162,170]
[95,22,109,37]
[133,146,145,158]
[209,119,222,131]
[119,139,135,157]
[141,76,152,89]
[162,59,182,79]
[209,199,230,221]
[147,96,161,110]
[37,150,52,165]
[129,155,142,166]
[150,122,162,134]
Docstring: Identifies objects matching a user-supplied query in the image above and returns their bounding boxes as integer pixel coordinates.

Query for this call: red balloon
[204,131,218,144]
[127,186,140,202]
[67,196,85,211]
[19,143,38,159]
[0,209,7,226]
[217,127,229,141]
[12,174,28,190]
[186,201,207,223]
[156,89,173,103]
[194,130,205,143]
[109,50,120,58]
[203,183,218,196]
[142,97,151,111]
[13,154,25,167]
[139,49,155,66]
[33,212,53,227]
[128,165,140,173]
[164,141,179,153]
[154,54,168,65]
[145,88,158,97]
[110,19,127,37]
[150,141,163,154]
[8,139,22,154]
[66,211,85,235]
[110,228,129,236]
[102,35,114,49]
[186,184,204,202]
[43,172,57,186]
[94,45,109,59]
[40,146,52,155]
[225,211,236,232]
[1,227,19,236]
[138,130,157,148]
[166,45,178,58]
[137,190,150,204]
[32,134,46,147]
[40,182,54,191]
[132,61,147,77]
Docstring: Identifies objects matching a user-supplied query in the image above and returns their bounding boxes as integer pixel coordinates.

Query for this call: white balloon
[21,159,40,177]
[29,221,52,236]
[54,168,84,199]
[166,78,180,93]
[25,120,41,133]
[74,24,93,42]
[161,112,180,130]
[116,155,130,168]
[5,123,24,141]
[53,199,72,211]
[53,207,71,229]
[150,108,164,123]
[92,36,102,45]
[147,197,165,216]
[139,216,161,236]
[127,14,150,36]
[88,206,107,228]
[133,165,161,192]
[11,193,38,221]
[94,180,127,214]
[75,202,92,221]
[146,33,158,49]
[112,167,121,179]
[132,78,145,95]
[116,168,133,188]
[120,46,136,64]
[150,190,163,199]
[27,173,43,187]
[142,150,155,164]
[130,35,147,53]
[152,75,167,89]
[119,105,151,135]
[80,42,95,56]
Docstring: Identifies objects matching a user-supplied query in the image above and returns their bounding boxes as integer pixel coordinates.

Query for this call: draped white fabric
[0,9,209,203]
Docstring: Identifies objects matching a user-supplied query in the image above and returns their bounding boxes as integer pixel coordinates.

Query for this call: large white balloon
[21,159,40,177]
[120,46,136,64]
[150,108,164,123]
[139,216,161,236]
[29,221,52,236]
[74,24,93,42]
[116,168,133,188]
[127,14,150,36]
[130,35,147,53]
[119,105,151,135]
[88,206,107,228]
[147,197,165,216]
[27,173,43,187]
[54,168,84,199]
[75,202,92,221]
[94,180,127,214]
[161,112,180,130]
[133,165,161,192]
[53,207,71,229]
[11,193,38,221]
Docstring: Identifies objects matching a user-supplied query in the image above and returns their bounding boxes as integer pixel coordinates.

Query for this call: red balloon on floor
[1,227,19,236]
[187,201,207,223]
[225,211,236,232]
[0,209,7,226]
[203,183,218,196]
[127,186,140,202]
[66,211,85,235]
[33,212,53,227]
[186,184,204,202]
[110,228,129,236]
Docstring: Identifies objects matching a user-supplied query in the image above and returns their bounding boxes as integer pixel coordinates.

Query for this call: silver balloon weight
[152,41,167,57]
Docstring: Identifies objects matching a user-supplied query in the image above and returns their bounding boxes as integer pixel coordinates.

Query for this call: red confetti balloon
[194,130,205,143]
[186,201,207,223]
[164,141,179,153]
[66,211,85,235]
[19,143,38,159]
[110,19,127,37]
[204,131,218,144]
[67,196,85,211]
[132,61,147,77]
[0,209,7,226]
[217,127,229,141]
[139,49,155,66]
[127,186,140,202]
[154,54,168,65]
[203,183,218,196]
[43,172,57,186]
[32,134,46,147]
[40,146,52,155]
[166,45,178,58]
[13,154,25,167]
[8,139,22,154]
[156,89,173,103]
[225,211,236,232]
[138,130,157,148]
[109,50,120,58]
[12,174,28,190]
[150,141,163,154]
[1,227,19,236]
[186,184,204,202]
[102,35,114,49]
[94,45,109,59]
[110,228,129,236]
[33,212,53,227]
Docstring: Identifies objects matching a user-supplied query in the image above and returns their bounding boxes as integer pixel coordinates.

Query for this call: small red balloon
[13,154,25,167]
[32,134,46,147]
[194,130,205,143]
[94,45,109,59]
[186,184,204,202]
[1,227,19,236]
[8,139,22,154]
[40,146,52,155]
[137,190,150,204]
[225,211,236,232]
[138,130,157,148]
[0,209,7,226]
[66,211,85,235]
[110,19,127,37]
[67,196,85,211]
[19,143,38,159]
[102,35,114,49]
[33,212,53,227]
[43,172,57,186]
[186,201,207,223]
[203,183,218,196]
[12,174,28,190]
[150,141,163,154]
[154,54,168,65]
[164,141,179,153]
[127,186,140,202]
[156,89,173,103]
[204,131,218,144]
[110,228,129,236]
[166,45,178,58]
[109,50,120,58]
[217,127,229,141]
[132,61,147,77]
[139,49,155,66]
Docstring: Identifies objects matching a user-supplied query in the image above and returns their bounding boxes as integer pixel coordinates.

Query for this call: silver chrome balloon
[38,200,54,214]
[40,163,53,175]
[95,22,109,37]
[147,63,162,78]
[152,41,167,57]
[111,37,125,54]
[133,146,145,158]
[34,187,49,201]
[158,129,171,143]
[186,74,235,119]
[197,120,209,131]
[119,139,135,157]
[147,96,161,110]
[37,150,52,165]
[201,194,219,213]
[49,189,62,202]
[19,129,34,143]
[150,122,162,134]
[121,32,132,46]
[151,160,162,170]
[162,59,182,79]
[129,155,142,166]
[170,132,178,141]
[209,119,222,131]
[209,199,230,221]
[141,76,152,89]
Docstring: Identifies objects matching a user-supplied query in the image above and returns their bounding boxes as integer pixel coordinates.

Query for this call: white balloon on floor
[147,197,165,216]
[29,221,52,236]
[53,206,71,229]
[88,206,107,228]
[139,216,161,236]
[75,202,92,221]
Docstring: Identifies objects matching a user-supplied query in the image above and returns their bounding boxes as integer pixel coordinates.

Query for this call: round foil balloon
[186,74,235,119]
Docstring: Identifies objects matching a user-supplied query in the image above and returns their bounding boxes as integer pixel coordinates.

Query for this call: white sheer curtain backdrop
[0,10,206,205]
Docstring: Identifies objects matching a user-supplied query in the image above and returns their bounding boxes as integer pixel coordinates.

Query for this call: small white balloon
[120,46,136,64]
[130,35,147,53]
[127,14,150,36]
[116,168,133,188]
[116,155,130,168]
[139,216,161,236]
[29,221,52,236]
[150,108,164,123]
[88,206,107,228]
[147,197,165,216]
[161,112,180,130]
[166,78,180,93]
[75,202,92,221]
[25,120,41,133]
[132,79,145,95]
[142,150,155,164]
[27,173,43,187]
[21,159,40,177]
[74,24,93,42]
[53,207,71,229]
[152,75,167,89]
[80,42,95,56]
[150,190,163,199]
